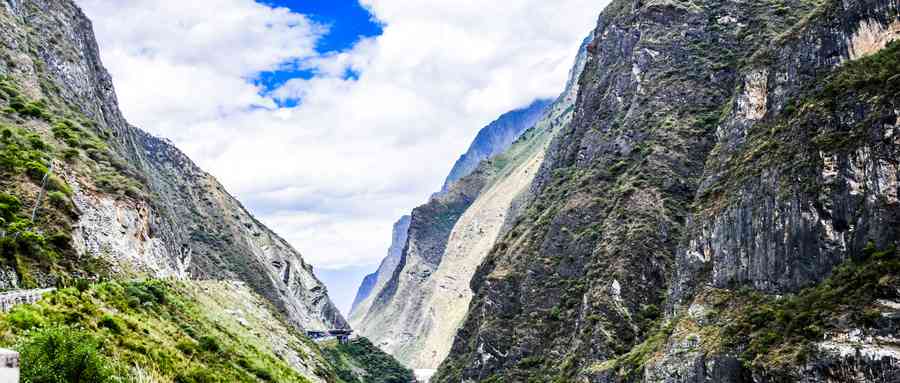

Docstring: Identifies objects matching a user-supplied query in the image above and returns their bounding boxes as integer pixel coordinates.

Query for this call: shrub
[7,305,45,330]
[27,135,46,150]
[0,193,22,221]
[47,190,67,208]
[25,160,48,181]
[175,368,224,383]
[18,327,118,383]
[17,100,51,120]
[198,335,221,353]
[98,314,124,335]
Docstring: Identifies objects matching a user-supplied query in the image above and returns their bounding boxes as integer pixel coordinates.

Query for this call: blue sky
[255,0,382,105]
[77,0,603,317]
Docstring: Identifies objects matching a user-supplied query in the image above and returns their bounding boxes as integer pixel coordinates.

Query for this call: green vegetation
[18,327,118,383]
[320,337,415,383]
[0,280,411,383]
[586,320,675,379]
[0,280,317,383]
[722,244,899,371]
[699,40,900,210]
[0,73,151,287]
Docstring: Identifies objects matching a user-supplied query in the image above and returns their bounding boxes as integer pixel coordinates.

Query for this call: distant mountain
[440,99,553,192]
[349,34,593,369]
[349,215,411,317]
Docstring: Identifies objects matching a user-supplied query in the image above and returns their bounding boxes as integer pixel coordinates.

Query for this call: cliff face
[435,0,899,382]
[440,99,553,192]
[349,215,410,319]
[350,100,553,327]
[0,0,344,330]
[350,37,593,369]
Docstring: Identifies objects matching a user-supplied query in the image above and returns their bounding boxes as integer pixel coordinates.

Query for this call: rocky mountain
[440,99,553,193]
[350,214,410,317]
[0,0,344,333]
[349,35,593,369]
[350,99,555,325]
[433,0,900,382]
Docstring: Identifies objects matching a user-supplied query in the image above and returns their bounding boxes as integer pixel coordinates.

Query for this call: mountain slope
[349,215,410,321]
[0,280,413,383]
[440,99,553,192]
[349,100,554,326]
[434,0,899,382]
[0,0,344,330]
[350,36,593,369]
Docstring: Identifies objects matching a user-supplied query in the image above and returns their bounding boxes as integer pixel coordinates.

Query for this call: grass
[0,280,412,383]
[320,337,415,383]
[0,280,316,383]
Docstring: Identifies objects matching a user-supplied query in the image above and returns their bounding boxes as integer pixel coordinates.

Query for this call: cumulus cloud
[75,0,606,271]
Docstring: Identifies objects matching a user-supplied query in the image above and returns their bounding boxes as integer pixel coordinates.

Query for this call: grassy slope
[0,280,413,383]
[0,72,142,289]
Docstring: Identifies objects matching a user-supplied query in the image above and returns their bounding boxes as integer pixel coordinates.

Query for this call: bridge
[0,288,55,312]
[306,329,354,344]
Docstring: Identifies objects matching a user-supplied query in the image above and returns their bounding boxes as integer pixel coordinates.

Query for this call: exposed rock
[349,215,410,321]
[434,0,900,382]
[0,0,345,331]
[352,35,594,369]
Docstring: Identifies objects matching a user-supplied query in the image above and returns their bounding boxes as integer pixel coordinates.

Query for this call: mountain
[0,1,414,381]
[349,35,593,369]
[350,215,411,317]
[0,0,344,331]
[434,0,900,382]
[349,99,553,330]
[440,99,553,192]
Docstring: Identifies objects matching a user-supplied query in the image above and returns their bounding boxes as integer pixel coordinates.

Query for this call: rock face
[350,215,410,318]
[350,36,592,369]
[440,99,553,192]
[434,0,900,382]
[0,0,345,330]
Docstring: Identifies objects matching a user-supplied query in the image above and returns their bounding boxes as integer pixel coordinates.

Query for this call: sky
[75,0,605,315]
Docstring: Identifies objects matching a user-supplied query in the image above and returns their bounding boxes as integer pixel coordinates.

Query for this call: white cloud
[75,0,605,273]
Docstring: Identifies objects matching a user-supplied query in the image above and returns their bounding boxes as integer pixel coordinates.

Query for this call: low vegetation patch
[320,337,415,383]
[721,244,899,371]
[0,280,317,383]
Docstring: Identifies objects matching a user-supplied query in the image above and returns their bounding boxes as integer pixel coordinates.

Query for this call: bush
[25,160,48,181]
[18,327,118,383]
[198,335,221,353]
[175,368,225,383]
[27,135,46,150]
[98,314,124,335]
[47,190,67,208]
[7,306,45,330]
[0,192,22,221]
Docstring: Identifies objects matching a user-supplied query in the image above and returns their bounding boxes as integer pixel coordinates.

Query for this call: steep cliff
[435,0,899,382]
[0,0,344,331]
[440,99,553,192]
[349,101,554,325]
[349,215,410,319]
[351,36,593,369]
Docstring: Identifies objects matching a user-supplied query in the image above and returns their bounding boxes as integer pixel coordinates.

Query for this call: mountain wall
[0,0,345,331]
[350,36,593,369]
[440,99,553,192]
[434,0,899,382]
[350,100,555,326]
[349,214,410,318]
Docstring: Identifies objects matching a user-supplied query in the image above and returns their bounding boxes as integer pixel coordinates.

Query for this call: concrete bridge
[0,288,55,313]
